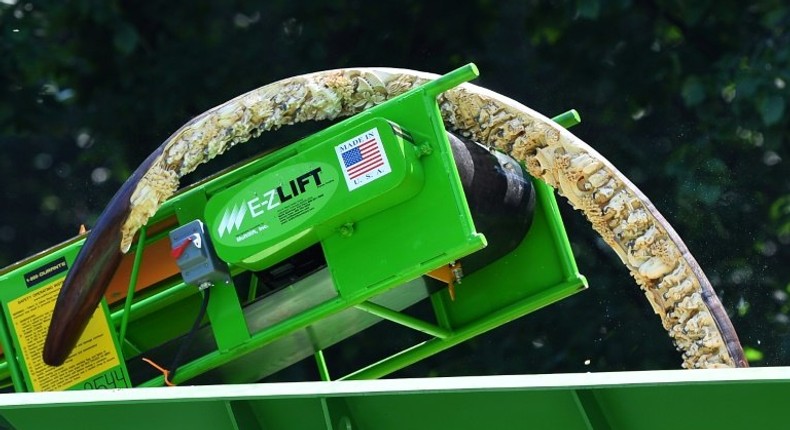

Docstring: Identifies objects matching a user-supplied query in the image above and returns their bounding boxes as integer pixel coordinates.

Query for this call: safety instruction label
[7,278,125,392]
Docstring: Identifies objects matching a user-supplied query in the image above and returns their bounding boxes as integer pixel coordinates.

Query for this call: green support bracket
[226,400,262,430]
[207,280,251,351]
[0,369,785,430]
[315,350,332,382]
[354,301,450,339]
[320,397,355,430]
[119,226,147,346]
[552,109,581,129]
[0,307,23,392]
[572,389,612,430]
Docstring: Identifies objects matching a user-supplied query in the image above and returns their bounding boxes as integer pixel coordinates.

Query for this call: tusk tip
[42,342,68,367]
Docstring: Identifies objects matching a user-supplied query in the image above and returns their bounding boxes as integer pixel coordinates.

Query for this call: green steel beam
[0,368,784,430]
[572,389,612,430]
[0,308,23,392]
[314,350,331,382]
[341,277,583,381]
[552,109,581,129]
[353,301,451,339]
[119,227,147,345]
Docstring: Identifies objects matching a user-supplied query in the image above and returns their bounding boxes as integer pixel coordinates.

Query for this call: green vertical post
[118,227,147,346]
[206,280,251,351]
[314,350,331,382]
[0,308,24,391]
[552,109,581,128]
[246,275,259,304]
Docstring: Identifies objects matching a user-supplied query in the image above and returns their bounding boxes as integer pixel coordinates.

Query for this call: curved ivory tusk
[44,67,747,369]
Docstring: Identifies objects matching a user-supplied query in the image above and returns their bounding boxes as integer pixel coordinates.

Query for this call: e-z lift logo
[217,167,324,239]
[335,128,391,191]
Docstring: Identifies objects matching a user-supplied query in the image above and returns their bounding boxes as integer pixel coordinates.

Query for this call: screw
[339,223,354,237]
[416,143,432,158]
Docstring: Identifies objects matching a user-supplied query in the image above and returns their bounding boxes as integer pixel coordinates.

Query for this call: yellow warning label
[7,278,122,392]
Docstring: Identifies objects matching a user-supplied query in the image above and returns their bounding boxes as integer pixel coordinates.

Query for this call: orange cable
[142,357,175,387]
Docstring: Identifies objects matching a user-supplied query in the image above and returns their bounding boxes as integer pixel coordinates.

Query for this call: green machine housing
[0,64,587,392]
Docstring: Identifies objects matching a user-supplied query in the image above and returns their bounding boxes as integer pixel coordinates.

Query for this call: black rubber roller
[447,132,536,274]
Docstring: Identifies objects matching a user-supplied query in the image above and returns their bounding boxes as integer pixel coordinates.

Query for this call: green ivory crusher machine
[24,64,780,429]
[0,65,586,392]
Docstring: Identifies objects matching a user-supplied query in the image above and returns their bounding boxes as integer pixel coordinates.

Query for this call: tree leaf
[576,0,600,20]
[681,76,705,106]
[759,95,785,126]
[114,23,139,56]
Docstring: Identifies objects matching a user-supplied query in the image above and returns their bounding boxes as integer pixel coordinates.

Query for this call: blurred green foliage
[0,0,787,374]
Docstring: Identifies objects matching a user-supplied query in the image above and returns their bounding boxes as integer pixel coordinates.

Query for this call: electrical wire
[167,286,211,383]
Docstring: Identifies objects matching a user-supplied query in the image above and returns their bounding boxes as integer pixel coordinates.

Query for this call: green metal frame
[0,64,586,392]
[0,368,783,430]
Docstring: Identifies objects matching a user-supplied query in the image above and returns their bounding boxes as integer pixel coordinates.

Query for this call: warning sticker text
[7,279,124,392]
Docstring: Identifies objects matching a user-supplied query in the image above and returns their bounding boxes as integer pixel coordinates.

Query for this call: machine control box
[169,219,230,288]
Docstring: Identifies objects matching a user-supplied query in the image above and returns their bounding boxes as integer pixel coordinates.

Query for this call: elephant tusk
[43,67,747,369]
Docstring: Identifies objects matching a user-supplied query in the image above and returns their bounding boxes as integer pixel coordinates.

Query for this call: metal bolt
[450,262,463,284]
[416,143,433,158]
[339,223,354,237]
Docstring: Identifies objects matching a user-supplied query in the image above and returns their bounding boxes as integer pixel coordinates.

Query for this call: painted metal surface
[0,368,782,429]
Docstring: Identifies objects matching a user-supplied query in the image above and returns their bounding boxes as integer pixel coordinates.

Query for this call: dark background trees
[0,0,787,374]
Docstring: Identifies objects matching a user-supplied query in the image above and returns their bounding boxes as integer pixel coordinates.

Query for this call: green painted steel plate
[205,118,424,271]
[0,368,781,429]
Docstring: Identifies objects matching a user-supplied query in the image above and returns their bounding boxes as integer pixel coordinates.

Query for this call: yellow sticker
[7,278,121,392]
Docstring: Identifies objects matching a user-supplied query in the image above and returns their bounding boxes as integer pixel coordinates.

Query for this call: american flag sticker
[335,128,391,191]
